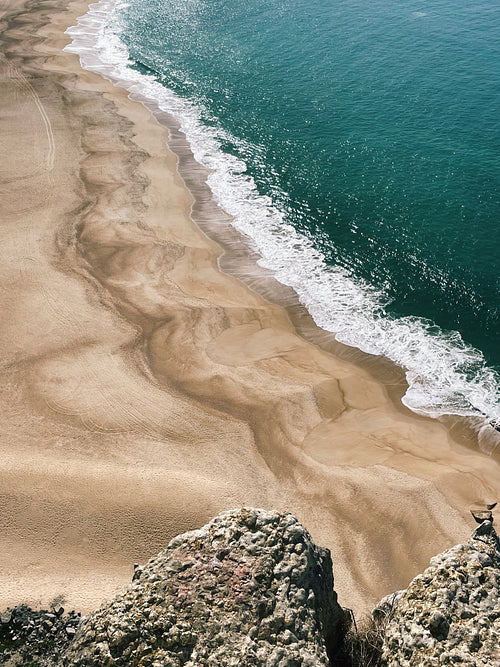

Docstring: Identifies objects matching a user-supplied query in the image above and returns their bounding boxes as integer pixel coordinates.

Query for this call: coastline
[1,0,499,619]
[64,0,500,456]
[67,0,500,432]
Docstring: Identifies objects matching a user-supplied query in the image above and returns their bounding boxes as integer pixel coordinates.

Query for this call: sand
[1,0,499,616]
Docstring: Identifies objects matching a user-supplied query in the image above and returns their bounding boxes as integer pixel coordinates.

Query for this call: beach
[1,0,499,618]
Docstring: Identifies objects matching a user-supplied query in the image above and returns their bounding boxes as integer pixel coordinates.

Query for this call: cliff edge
[1,510,499,666]
[376,520,500,666]
[62,508,344,666]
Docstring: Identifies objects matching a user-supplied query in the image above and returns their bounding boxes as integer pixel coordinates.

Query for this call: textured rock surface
[380,521,500,666]
[0,605,82,666]
[63,508,344,666]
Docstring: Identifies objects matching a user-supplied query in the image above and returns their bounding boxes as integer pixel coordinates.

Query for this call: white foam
[65,0,500,433]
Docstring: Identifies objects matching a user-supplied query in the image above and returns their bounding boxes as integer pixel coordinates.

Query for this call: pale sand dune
[0,0,499,616]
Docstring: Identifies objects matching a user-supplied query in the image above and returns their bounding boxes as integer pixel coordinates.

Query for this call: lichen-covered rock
[380,521,500,666]
[63,508,344,666]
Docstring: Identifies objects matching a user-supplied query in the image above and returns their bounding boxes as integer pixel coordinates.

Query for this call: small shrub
[330,609,385,667]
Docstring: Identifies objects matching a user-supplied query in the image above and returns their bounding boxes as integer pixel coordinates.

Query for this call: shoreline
[65,0,500,460]
[1,0,499,618]
[68,0,500,434]
[63,0,500,452]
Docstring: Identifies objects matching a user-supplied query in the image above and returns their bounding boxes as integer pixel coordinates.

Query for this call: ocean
[66,0,500,435]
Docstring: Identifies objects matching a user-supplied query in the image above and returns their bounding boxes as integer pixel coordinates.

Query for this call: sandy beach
[1,0,499,617]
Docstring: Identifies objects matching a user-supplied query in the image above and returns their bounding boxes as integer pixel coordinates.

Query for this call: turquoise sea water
[66,0,500,425]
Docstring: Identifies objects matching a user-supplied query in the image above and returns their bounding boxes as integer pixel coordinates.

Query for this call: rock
[63,508,345,666]
[0,604,83,665]
[0,611,12,625]
[489,419,500,433]
[471,510,493,524]
[372,590,405,622]
[379,521,500,666]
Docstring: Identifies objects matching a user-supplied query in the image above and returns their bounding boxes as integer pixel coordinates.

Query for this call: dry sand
[1,0,499,616]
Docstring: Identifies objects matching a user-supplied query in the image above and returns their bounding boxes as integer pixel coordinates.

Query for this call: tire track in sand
[6,61,55,174]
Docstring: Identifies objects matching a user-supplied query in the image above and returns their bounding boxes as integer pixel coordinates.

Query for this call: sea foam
[65,0,500,442]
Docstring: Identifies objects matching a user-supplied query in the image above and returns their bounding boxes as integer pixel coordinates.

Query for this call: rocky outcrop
[5,511,500,666]
[378,521,500,666]
[63,508,344,666]
[0,605,82,666]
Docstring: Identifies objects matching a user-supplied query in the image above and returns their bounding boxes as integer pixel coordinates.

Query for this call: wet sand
[1,0,499,616]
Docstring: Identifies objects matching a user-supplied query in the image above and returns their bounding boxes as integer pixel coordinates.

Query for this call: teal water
[66,0,500,422]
